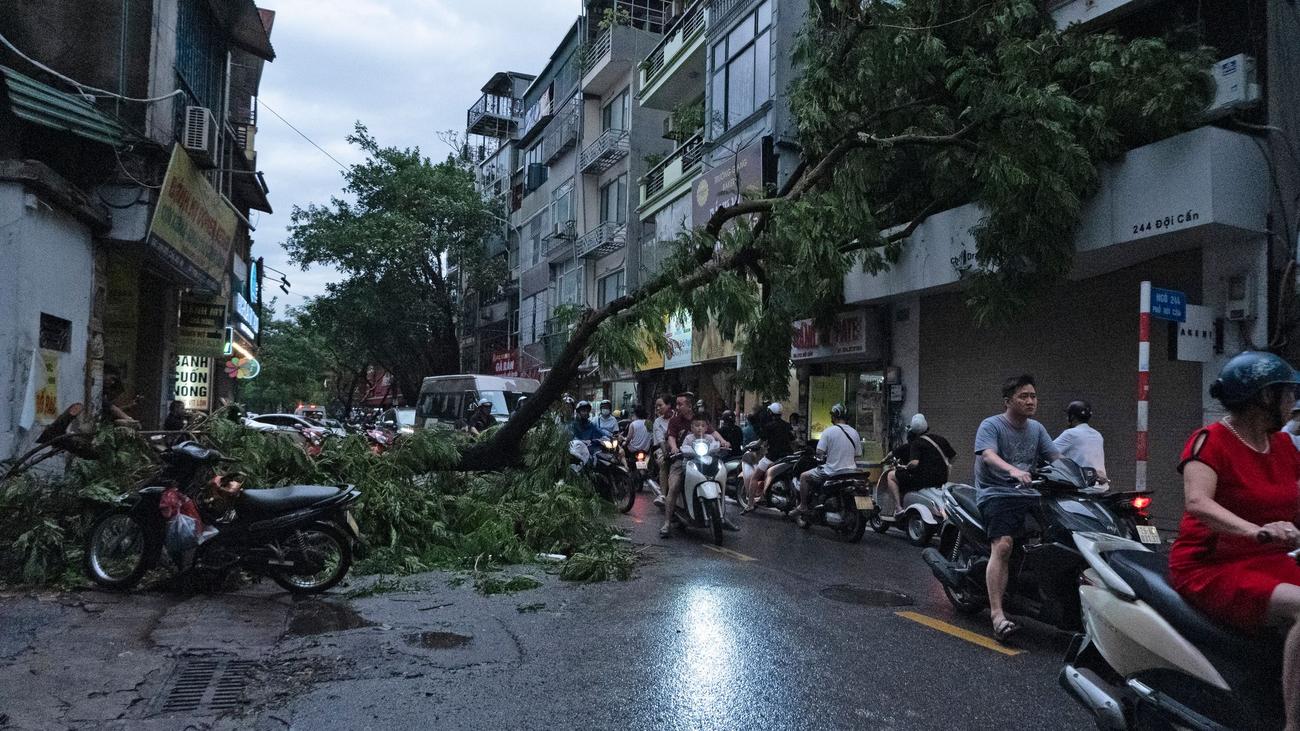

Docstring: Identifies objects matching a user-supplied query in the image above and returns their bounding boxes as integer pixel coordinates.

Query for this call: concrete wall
[0,181,95,460]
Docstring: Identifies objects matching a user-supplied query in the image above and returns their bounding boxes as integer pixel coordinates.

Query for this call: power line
[258,99,349,171]
[0,30,185,103]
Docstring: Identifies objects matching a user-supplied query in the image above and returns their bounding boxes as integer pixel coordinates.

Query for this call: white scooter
[668,440,729,545]
[869,458,945,547]
[1060,530,1298,730]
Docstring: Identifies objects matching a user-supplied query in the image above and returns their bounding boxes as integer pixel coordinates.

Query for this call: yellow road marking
[702,544,757,562]
[895,611,1024,657]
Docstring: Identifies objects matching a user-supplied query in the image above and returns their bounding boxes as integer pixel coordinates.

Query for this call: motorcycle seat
[950,484,981,518]
[1105,549,1278,665]
[241,485,345,512]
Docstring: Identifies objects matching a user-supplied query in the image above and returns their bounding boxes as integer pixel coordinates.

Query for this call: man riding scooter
[570,400,610,442]
[793,403,861,516]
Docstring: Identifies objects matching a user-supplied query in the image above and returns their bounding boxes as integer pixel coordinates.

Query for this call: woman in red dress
[1170,351,1300,729]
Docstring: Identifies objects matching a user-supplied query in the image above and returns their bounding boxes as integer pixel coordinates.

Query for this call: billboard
[147,145,238,292]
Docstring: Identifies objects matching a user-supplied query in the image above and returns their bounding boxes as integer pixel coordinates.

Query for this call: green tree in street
[285,124,501,403]
[237,306,331,413]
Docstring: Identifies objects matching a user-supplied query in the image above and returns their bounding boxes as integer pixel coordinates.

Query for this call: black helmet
[1210,351,1300,408]
[721,410,735,423]
[1066,400,1091,423]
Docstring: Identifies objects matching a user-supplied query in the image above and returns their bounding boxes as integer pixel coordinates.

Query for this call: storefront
[788,309,888,461]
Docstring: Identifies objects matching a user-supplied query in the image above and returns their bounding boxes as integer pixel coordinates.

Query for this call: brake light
[1131,495,1152,510]
[636,452,646,460]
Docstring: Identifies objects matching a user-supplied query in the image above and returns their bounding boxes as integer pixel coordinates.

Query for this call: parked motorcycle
[793,467,873,543]
[84,441,363,594]
[870,455,946,547]
[1060,530,1298,730]
[666,440,729,545]
[569,439,635,513]
[752,443,819,514]
[921,458,1154,631]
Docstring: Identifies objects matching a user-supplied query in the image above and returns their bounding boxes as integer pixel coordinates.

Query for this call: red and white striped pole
[1136,281,1151,493]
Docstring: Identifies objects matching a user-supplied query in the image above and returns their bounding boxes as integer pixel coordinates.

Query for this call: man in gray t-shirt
[973,374,1060,643]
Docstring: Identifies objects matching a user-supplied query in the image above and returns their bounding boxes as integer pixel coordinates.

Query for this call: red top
[1169,422,1300,567]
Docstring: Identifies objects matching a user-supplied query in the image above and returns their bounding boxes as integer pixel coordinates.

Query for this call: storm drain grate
[819,585,914,607]
[155,657,258,716]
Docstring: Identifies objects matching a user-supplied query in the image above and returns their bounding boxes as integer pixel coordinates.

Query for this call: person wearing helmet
[551,393,577,424]
[596,399,619,434]
[717,410,743,454]
[467,398,495,436]
[975,373,1061,642]
[746,402,795,512]
[570,400,609,442]
[882,413,956,517]
[1169,352,1300,727]
[1053,400,1107,483]
[793,403,862,515]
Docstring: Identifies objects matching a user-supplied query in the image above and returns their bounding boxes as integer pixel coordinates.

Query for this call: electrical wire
[257,99,348,171]
[0,29,185,104]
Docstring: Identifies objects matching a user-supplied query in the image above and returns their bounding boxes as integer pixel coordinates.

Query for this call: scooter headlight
[693,441,709,457]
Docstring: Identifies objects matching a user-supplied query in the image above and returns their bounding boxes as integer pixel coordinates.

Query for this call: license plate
[345,510,361,537]
[1136,525,1161,545]
[854,496,875,511]
[635,459,648,470]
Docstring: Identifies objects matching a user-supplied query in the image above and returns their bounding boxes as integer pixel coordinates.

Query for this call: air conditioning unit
[546,219,574,240]
[1206,54,1261,119]
[182,106,218,168]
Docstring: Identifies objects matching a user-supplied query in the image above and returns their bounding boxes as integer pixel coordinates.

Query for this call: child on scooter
[681,418,720,455]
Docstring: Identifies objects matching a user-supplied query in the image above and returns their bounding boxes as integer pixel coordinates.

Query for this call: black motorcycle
[793,467,873,543]
[84,441,363,595]
[569,438,635,513]
[921,458,1134,631]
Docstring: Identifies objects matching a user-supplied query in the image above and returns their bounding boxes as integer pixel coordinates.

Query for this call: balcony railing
[542,94,581,163]
[640,0,707,90]
[579,128,631,174]
[641,134,704,203]
[576,221,627,259]
[544,220,577,257]
[708,0,747,26]
[467,93,523,138]
[589,26,614,68]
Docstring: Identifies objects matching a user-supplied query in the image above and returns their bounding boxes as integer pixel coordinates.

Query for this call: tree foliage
[237,305,333,413]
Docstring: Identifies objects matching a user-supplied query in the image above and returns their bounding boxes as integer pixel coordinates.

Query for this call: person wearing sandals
[974,374,1060,642]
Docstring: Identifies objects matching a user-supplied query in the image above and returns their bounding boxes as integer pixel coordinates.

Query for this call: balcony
[467,93,523,138]
[544,220,577,258]
[579,128,630,174]
[639,0,706,111]
[576,221,627,259]
[542,94,581,164]
[639,133,703,220]
[583,24,657,97]
[1048,0,1160,29]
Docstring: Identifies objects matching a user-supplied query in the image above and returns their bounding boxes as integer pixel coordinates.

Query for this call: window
[551,179,574,228]
[710,1,772,136]
[520,293,542,345]
[602,88,630,131]
[597,269,625,307]
[553,260,583,306]
[39,313,71,352]
[600,174,628,225]
[524,214,544,268]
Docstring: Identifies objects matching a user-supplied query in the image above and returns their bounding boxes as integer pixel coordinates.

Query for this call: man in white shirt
[793,403,861,514]
[651,396,672,507]
[1053,400,1107,482]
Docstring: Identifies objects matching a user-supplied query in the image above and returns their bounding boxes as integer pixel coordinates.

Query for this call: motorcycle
[667,440,729,545]
[1060,530,1298,730]
[752,443,819,514]
[920,458,1152,631]
[630,447,665,506]
[84,441,363,595]
[793,466,873,543]
[727,440,762,511]
[870,455,947,547]
[569,439,635,513]
[365,426,394,455]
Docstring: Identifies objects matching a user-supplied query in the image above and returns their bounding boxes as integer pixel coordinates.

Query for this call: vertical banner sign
[808,375,847,443]
[173,356,212,411]
[35,350,60,423]
[1136,282,1151,493]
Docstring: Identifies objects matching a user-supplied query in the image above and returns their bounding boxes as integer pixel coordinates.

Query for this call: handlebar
[1256,530,1300,561]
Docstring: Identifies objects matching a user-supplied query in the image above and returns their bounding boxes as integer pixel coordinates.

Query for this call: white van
[413,375,541,429]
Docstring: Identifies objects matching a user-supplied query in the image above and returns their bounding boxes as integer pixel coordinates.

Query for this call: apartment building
[0,0,275,459]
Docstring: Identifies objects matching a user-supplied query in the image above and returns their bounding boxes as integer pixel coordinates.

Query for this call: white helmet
[767,402,783,415]
[909,413,928,435]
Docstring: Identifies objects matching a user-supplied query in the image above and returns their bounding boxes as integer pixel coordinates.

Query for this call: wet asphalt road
[0,495,1092,730]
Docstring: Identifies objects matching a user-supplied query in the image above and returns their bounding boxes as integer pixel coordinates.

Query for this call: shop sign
[233,292,260,338]
[1174,304,1215,363]
[692,137,773,229]
[791,311,868,361]
[225,356,260,380]
[664,313,694,370]
[636,329,664,371]
[808,375,847,444]
[692,323,740,363]
[492,350,518,377]
[35,350,59,423]
[177,296,228,357]
[173,356,211,411]
[146,145,238,292]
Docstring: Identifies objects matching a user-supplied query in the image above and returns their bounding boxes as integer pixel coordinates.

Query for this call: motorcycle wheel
[842,503,867,544]
[705,499,724,546]
[907,515,935,547]
[734,482,754,512]
[772,478,794,515]
[269,524,352,595]
[942,533,983,615]
[85,508,156,590]
[610,474,636,514]
[868,512,891,534]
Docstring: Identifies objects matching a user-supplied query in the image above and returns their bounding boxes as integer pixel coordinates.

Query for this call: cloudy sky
[252,0,579,303]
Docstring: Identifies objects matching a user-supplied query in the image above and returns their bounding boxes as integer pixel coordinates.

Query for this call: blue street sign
[1150,287,1187,322]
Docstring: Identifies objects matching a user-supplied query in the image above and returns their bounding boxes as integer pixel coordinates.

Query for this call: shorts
[896,469,925,492]
[980,495,1036,541]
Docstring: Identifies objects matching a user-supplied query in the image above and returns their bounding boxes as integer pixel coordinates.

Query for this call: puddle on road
[405,631,473,649]
[288,600,375,636]
[819,585,914,607]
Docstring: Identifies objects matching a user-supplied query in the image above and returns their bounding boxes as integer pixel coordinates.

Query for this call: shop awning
[0,66,127,147]
[206,0,276,61]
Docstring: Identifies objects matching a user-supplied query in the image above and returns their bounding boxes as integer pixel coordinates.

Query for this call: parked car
[413,375,540,430]
[307,417,348,437]
[244,413,327,437]
[378,407,418,435]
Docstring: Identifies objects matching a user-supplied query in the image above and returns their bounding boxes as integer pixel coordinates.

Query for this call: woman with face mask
[596,399,619,434]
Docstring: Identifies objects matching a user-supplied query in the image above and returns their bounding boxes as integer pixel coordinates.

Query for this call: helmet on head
[477,398,492,409]
[562,393,576,405]
[599,399,611,409]
[909,413,928,435]
[1066,400,1092,423]
[768,402,783,415]
[1210,351,1300,409]
[575,400,592,414]
[721,410,735,423]
[830,403,845,419]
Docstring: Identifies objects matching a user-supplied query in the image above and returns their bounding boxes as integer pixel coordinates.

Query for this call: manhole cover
[288,600,374,636]
[819,585,914,607]
[152,657,258,716]
[405,631,472,649]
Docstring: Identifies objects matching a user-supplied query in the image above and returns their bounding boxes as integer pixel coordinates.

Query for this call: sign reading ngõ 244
[1150,287,1186,323]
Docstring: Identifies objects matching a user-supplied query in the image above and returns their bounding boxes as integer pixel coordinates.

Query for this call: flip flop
[993,618,1020,642]
[659,525,671,539]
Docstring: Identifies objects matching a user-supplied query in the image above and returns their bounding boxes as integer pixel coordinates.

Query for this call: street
[0,497,1089,730]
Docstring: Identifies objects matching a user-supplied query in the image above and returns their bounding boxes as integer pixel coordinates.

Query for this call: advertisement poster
[664,313,693,370]
[35,350,59,423]
[173,356,211,411]
[808,374,846,444]
[691,322,740,363]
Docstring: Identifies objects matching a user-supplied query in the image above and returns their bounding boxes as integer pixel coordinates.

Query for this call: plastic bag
[160,487,215,567]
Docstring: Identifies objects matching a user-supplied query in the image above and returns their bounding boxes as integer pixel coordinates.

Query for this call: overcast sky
[252,0,578,306]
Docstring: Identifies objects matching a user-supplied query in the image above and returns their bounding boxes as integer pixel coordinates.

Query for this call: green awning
[1,65,127,147]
